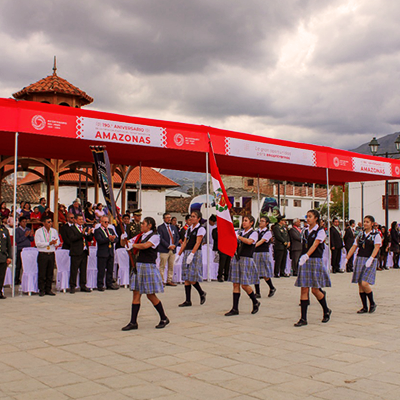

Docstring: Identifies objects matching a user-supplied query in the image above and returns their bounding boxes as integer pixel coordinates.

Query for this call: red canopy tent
[1,97,399,185]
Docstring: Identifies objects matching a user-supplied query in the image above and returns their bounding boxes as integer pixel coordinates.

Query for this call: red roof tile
[13,71,93,105]
[19,166,179,188]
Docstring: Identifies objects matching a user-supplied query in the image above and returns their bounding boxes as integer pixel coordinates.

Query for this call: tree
[186,186,200,196]
[317,184,349,221]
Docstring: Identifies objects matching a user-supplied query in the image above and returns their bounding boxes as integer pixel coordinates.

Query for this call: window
[313,201,320,208]
[127,191,138,212]
[76,188,87,205]
[280,199,288,207]
[294,199,302,207]
[388,182,399,196]
[247,179,254,186]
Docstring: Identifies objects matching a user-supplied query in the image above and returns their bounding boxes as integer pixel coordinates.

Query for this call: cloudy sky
[1,0,400,150]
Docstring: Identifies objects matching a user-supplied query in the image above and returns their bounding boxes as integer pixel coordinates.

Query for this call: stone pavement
[1,270,400,400]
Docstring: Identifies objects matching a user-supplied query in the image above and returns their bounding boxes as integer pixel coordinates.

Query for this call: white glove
[121,232,128,240]
[344,258,348,266]
[174,254,181,264]
[365,257,374,268]
[125,241,133,251]
[299,254,309,266]
[186,253,194,264]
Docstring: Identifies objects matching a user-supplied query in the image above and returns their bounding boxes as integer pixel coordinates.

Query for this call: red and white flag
[209,140,237,257]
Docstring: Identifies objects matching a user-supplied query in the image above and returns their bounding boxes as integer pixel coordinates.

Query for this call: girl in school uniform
[345,215,380,314]
[254,216,276,298]
[122,217,169,331]
[295,210,332,327]
[225,215,260,316]
[176,210,207,307]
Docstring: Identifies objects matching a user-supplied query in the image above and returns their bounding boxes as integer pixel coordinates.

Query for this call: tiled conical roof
[13,64,93,106]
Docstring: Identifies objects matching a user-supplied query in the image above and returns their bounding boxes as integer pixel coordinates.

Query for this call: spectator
[58,204,67,227]
[84,202,96,227]
[68,198,83,219]
[0,201,10,219]
[379,226,390,271]
[41,206,54,222]
[38,197,47,214]
[6,211,14,229]
[16,201,25,218]
[171,216,178,227]
[30,206,42,231]
[15,216,34,285]
[390,221,399,269]
[21,202,31,219]
[95,203,105,222]
[179,215,190,244]
[289,218,302,277]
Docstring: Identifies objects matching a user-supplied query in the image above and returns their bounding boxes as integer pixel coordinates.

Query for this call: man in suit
[69,214,93,293]
[343,219,356,272]
[60,213,75,250]
[330,217,344,273]
[0,217,12,299]
[94,215,118,291]
[273,216,290,277]
[289,218,302,277]
[157,212,180,286]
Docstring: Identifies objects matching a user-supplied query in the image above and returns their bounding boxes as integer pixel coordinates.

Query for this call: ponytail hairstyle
[364,215,375,224]
[191,210,202,220]
[143,217,156,232]
[307,209,321,226]
[244,215,255,227]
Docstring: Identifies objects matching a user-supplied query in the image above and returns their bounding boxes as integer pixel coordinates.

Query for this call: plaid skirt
[254,252,273,278]
[130,262,164,294]
[352,256,377,285]
[181,250,203,282]
[228,256,259,285]
[295,257,331,288]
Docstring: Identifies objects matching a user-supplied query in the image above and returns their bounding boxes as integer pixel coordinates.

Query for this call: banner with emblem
[209,139,237,257]
[90,146,117,220]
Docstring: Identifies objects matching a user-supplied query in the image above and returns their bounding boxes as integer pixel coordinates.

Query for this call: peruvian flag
[209,140,237,257]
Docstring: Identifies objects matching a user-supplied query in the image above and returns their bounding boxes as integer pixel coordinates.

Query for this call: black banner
[90,146,117,219]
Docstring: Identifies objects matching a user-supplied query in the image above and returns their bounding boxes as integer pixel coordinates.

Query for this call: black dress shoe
[80,287,91,292]
[155,318,170,329]
[70,288,75,294]
[200,292,207,305]
[121,322,138,331]
[107,286,119,290]
[98,287,105,292]
[337,270,345,274]
[283,274,290,278]
[357,307,368,314]
[251,301,260,314]
[178,301,192,307]
[369,304,377,313]
[45,291,56,296]
[294,319,308,327]
[274,274,280,278]
[0,293,7,299]
[255,293,261,299]
[268,288,276,298]
[39,291,45,297]
[225,309,239,316]
[322,309,332,323]
[217,278,224,282]
[293,273,298,277]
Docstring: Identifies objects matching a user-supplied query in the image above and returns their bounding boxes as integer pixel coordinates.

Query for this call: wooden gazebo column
[93,165,99,204]
[52,159,60,229]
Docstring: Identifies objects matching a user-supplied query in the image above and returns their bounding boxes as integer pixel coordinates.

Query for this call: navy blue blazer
[94,226,117,258]
[157,223,180,253]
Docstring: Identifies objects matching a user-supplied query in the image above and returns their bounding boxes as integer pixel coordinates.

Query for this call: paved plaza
[1,270,400,400]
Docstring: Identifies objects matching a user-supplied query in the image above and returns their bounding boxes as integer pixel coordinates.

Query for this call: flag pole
[12,132,18,298]
[206,151,210,281]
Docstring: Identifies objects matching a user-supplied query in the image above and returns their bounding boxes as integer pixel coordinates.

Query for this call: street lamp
[368,134,400,227]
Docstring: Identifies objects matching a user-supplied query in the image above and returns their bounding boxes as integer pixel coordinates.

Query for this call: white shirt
[305,224,326,243]
[187,223,206,238]
[258,228,272,243]
[237,228,258,244]
[354,230,382,247]
[129,230,160,249]
[35,227,59,253]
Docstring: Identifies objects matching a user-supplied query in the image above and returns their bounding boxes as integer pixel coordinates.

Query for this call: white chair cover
[21,248,39,293]
[4,266,12,286]
[340,248,347,271]
[387,252,393,268]
[87,247,98,289]
[115,248,130,286]
[55,249,70,291]
[202,245,218,280]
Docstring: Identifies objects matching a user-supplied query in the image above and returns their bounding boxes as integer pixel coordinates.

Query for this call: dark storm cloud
[1,0,400,150]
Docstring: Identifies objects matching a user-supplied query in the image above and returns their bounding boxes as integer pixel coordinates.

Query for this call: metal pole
[277,182,281,213]
[385,179,389,228]
[283,180,287,215]
[12,132,19,298]
[312,183,315,209]
[257,175,261,223]
[205,152,210,281]
[139,162,142,209]
[342,185,345,232]
[361,182,364,222]
[326,168,331,270]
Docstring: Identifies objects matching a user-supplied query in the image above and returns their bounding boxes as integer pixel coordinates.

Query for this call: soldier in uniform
[272,216,290,277]
[121,209,142,273]
[0,216,12,299]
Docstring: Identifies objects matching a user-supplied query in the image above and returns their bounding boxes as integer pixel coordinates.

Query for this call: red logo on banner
[333,157,340,167]
[395,166,400,176]
[31,115,46,130]
[174,133,184,146]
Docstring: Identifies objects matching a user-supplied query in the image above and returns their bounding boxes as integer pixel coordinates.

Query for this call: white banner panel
[225,137,316,166]
[352,157,392,176]
[76,117,166,148]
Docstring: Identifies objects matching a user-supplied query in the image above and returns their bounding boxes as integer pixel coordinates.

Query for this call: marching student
[254,216,276,298]
[122,217,169,330]
[225,215,260,316]
[345,215,381,314]
[176,210,207,307]
[294,209,332,327]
